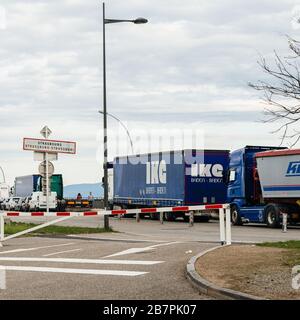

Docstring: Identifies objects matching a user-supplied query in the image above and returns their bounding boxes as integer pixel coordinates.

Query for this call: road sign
[40,126,52,138]
[39,161,54,177]
[23,138,76,154]
[23,126,76,212]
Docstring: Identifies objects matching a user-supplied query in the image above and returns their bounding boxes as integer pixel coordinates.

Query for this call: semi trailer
[110,149,229,221]
[227,146,300,227]
[14,174,63,199]
[14,174,64,211]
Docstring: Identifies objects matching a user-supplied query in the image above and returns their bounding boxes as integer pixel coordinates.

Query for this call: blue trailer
[112,149,229,221]
[227,145,290,227]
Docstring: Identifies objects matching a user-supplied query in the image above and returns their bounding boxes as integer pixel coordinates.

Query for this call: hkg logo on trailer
[286,161,300,176]
[146,161,167,184]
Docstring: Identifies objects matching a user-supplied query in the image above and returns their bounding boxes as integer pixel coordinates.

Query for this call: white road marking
[43,249,82,257]
[67,235,167,243]
[103,241,181,258]
[0,257,164,265]
[0,243,75,255]
[0,265,147,277]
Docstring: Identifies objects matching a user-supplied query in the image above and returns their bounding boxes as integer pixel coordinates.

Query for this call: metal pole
[99,111,135,154]
[160,211,164,224]
[219,208,225,245]
[0,215,4,247]
[104,214,110,230]
[102,2,109,210]
[189,211,194,227]
[45,131,49,214]
[225,208,232,245]
[0,166,5,183]
[282,213,288,233]
[136,212,140,223]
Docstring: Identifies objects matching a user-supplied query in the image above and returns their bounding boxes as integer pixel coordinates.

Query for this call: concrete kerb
[186,245,265,300]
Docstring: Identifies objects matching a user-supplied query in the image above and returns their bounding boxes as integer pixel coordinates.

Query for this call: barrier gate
[0,204,231,247]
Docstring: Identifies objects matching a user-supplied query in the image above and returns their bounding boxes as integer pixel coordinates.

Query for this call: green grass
[257,240,300,250]
[257,241,300,267]
[4,222,112,236]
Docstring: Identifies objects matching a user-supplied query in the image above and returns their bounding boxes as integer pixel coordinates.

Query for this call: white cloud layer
[0,0,300,185]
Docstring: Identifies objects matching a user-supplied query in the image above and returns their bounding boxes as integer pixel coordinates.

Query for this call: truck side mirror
[222,170,229,184]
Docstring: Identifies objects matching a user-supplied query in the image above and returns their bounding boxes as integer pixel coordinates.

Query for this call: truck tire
[265,204,280,228]
[231,205,243,226]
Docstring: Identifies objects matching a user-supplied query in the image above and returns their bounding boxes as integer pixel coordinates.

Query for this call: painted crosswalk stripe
[0,265,147,277]
[103,241,180,258]
[0,257,164,265]
[43,249,82,257]
[0,243,75,255]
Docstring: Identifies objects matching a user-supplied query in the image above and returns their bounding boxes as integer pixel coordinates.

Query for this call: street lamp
[102,2,147,210]
[98,110,135,155]
[0,166,5,184]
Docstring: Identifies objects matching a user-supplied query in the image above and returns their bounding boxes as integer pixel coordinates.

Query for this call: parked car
[0,198,9,210]
[5,197,23,211]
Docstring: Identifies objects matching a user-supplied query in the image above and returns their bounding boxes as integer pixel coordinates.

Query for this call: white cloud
[0,0,299,186]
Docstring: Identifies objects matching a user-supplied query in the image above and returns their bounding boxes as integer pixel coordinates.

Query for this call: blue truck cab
[227,145,284,225]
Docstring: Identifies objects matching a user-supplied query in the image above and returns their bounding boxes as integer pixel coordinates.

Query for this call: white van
[29,192,57,211]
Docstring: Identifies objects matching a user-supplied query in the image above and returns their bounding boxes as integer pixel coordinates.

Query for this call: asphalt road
[0,236,214,300]
[0,216,299,299]
[9,215,300,243]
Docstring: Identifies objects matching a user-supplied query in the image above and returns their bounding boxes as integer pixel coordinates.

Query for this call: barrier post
[219,208,225,245]
[0,215,4,247]
[225,207,232,245]
[104,214,110,231]
[136,212,140,223]
[160,212,164,224]
[189,211,194,227]
[282,213,288,233]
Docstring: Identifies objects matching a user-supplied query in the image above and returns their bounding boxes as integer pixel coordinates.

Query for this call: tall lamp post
[102,2,147,209]
[98,110,135,155]
[0,166,5,184]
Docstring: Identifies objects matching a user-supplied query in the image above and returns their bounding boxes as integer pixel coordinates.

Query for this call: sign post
[40,126,52,214]
[23,127,76,212]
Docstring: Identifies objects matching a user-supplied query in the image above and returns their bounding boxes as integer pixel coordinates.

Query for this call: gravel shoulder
[195,245,300,300]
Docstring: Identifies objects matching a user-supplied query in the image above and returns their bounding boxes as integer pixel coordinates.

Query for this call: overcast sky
[1,0,300,186]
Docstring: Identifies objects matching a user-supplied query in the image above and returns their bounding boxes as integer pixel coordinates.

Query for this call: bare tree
[249,37,300,147]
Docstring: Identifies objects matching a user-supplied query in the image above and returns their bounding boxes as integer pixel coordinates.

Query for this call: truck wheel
[231,205,242,226]
[265,204,280,228]
[164,212,176,221]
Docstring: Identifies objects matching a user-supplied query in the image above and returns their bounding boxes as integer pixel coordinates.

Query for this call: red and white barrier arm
[0,204,229,217]
[0,211,102,217]
[109,203,229,216]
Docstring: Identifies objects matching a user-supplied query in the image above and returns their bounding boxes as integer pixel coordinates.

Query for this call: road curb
[186,245,265,300]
